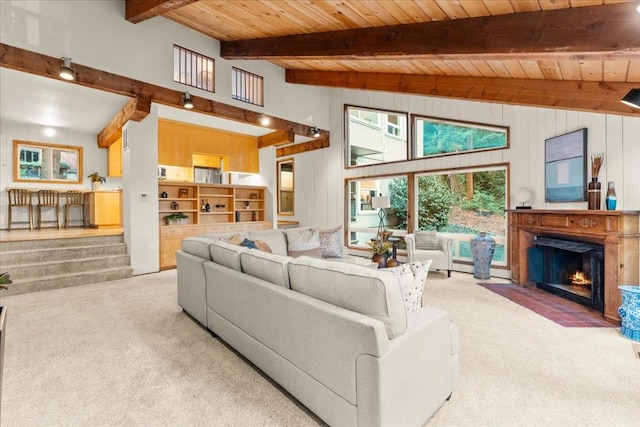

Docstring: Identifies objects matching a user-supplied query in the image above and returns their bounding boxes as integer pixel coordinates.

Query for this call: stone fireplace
[509,210,640,323]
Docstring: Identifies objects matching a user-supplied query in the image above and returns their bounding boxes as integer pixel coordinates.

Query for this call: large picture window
[414,115,508,158]
[412,166,508,266]
[346,106,408,167]
[347,176,408,249]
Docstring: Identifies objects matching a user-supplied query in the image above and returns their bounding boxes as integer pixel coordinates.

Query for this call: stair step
[0,243,127,265]
[0,235,124,252]
[2,266,134,296]
[3,254,131,280]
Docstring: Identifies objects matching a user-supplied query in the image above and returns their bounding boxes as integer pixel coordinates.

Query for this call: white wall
[0,120,123,228]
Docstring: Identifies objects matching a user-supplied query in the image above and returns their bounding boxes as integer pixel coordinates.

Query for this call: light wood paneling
[89,191,122,228]
[158,119,259,173]
[107,136,123,177]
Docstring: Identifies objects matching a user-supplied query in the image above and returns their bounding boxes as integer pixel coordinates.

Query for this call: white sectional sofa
[176,228,459,427]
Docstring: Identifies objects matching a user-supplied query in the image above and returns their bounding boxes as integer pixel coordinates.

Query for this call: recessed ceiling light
[259,116,270,126]
[44,128,56,137]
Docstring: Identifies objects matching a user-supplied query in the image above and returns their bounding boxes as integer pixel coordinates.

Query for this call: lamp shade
[621,88,640,109]
[371,196,390,209]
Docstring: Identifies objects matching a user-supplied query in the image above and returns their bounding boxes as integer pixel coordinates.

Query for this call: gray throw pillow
[415,231,440,250]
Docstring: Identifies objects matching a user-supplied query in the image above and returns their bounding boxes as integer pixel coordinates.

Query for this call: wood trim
[257,130,295,149]
[97,96,151,148]
[125,0,199,24]
[220,3,640,60]
[0,43,330,145]
[276,139,329,157]
[287,69,640,117]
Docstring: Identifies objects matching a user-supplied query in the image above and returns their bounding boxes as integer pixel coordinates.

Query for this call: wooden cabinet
[158,119,258,173]
[89,191,122,228]
[158,182,271,269]
[107,136,122,177]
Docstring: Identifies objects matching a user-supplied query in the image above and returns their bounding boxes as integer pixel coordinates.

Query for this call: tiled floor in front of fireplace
[477,282,615,327]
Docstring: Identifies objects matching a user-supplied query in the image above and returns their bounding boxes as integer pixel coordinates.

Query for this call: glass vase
[587,178,601,210]
[606,181,617,210]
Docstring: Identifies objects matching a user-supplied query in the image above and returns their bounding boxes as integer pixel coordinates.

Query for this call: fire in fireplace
[528,236,605,312]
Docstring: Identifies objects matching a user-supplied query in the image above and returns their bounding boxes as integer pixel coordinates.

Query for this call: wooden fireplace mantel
[508,209,640,323]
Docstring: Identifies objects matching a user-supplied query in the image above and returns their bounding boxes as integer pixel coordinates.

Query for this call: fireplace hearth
[528,237,604,312]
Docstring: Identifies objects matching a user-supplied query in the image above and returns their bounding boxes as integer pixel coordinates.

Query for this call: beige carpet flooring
[1,270,639,426]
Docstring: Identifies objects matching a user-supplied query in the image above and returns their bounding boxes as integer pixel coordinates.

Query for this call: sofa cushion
[415,231,440,250]
[181,237,215,260]
[209,240,247,271]
[249,229,288,256]
[240,250,293,288]
[385,260,432,312]
[319,225,343,258]
[288,256,407,339]
[285,227,322,258]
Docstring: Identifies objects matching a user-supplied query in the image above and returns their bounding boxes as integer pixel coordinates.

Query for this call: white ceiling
[0,67,283,138]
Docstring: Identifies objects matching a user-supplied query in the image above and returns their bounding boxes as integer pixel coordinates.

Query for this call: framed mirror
[13,140,83,184]
[277,158,294,216]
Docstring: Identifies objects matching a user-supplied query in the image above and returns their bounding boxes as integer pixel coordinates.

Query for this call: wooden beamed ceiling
[136,0,640,117]
[0,43,329,150]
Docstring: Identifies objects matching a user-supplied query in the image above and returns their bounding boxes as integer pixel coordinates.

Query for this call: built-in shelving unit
[157,181,271,269]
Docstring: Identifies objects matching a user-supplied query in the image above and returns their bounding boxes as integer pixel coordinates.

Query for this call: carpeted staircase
[0,235,133,296]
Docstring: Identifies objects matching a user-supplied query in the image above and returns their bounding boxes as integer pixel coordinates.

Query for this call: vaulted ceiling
[126,0,640,117]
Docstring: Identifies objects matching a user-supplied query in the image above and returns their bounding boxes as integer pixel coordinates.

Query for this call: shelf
[200,212,233,215]
[235,198,264,202]
[159,209,198,213]
[235,209,265,212]
[159,197,198,201]
[200,194,233,198]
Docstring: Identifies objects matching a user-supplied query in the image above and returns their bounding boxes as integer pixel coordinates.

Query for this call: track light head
[310,126,321,138]
[182,92,194,109]
[621,88,640,109]
[259,115,271,126]
[59,57,75,81]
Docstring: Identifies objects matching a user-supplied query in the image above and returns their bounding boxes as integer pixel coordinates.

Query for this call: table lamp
[371,194,390,237]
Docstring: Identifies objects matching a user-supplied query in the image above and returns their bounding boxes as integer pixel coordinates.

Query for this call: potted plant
[0,272,11,299]
[164,212,188,225]
[88,172,106,190]
[367,239,391,268]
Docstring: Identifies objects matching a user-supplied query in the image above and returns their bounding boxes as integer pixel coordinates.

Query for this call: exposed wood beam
[125,0,199,24]
[98,96,151,148]
[221,3,640,61]
[286,69,640,118]
[276,139,329,157]
[257,130,295,149]
[0,43,329,144]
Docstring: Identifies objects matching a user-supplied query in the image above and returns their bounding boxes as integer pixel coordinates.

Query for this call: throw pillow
[239,238,272,253]
[415,231,440,250]
[386,260,432,312]
[286,227,322,258]
[319,225,343,258]
[226,233,245,246]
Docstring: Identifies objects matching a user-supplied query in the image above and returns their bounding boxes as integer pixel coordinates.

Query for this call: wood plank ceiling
[127,0,640,116]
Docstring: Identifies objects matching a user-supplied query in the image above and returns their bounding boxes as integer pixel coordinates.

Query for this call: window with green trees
[385,166,508,266]
[414,116,508,158]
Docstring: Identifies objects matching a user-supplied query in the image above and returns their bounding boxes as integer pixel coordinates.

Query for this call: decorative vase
[618,285,640,342]
[92,181,101,191]
[587,178,601,210]
[606,181,617,210]
[471,232,496,280]
[372,253,387,269]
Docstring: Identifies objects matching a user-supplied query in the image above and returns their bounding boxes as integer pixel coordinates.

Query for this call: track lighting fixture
[182,92,194,109]
[259,115,271,126]
[59,57,75,80]
[621,88,640,109]
[310,126,321,138]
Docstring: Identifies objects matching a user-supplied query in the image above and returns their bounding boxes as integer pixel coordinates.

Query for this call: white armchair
[405,232,454,277]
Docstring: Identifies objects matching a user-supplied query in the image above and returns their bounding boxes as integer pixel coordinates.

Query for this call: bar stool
[36,190,61,229]
[64,191,87,228]
[7,189,33,231]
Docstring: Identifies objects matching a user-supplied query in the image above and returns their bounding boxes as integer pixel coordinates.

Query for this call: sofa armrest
[404,234,416,262]
[437,234,454,255]
[356,306,457,426]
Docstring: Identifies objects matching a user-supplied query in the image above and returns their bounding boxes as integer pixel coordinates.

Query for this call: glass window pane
[415,168,507,266]
[347,106,407,167]
[348,176,407,250]
[414,116,508,158]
